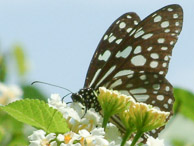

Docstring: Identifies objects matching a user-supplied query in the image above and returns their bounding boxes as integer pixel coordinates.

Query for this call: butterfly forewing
[84,12,141,88]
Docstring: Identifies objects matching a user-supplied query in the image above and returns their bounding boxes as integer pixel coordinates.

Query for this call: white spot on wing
[108,35,116,43]
[114,70,134,78]
[140,74,146,80]
[168,98,172,104]
[127,15,132,19]
[134,20,138,25]
[153,84,160,90]
[98,50,111,61]
[170,41,174,45]
[119,90,130,95]
[175,22,180,26]
[167,8,173,11]
[161,47,168,50]
[173,14,178,19]
[134,30,144,38]
[154,15,162,22]
[95,65,116,88]
[116,46,132,58]
[89,69,101,87]
[134,46,142,54]
[157,95,164,101]
[147,47,153,51]
[109,79,122,89]
[150,53,159,59]
[150,61,158,68]
[165,86,170,91]
[162,62,167,67]
[161,21,169,28]
[131,55,147,66]
[119,22,126,29]
[129,29,136,36]
[103,35,108,40]
[130,88,147,94]
[134,95,149,102]
[158,38,165,43]
[126,84,133,88]
[115,39,123,44]
[127,27,133,33]
[142,33,153,40]
[164,29,170,33]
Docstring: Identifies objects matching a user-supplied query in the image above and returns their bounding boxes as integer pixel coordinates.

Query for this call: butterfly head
[71,88,101,112]
[71,93,84,104]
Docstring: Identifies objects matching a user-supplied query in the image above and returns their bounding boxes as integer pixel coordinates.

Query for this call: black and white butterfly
[71,4,183,138]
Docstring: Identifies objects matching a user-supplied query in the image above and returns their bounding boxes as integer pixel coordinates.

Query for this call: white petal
[45,133,56,141]
[91,128,105,136]
[28,130,46,141]
[146,136,165,146]
[79,129,91,137]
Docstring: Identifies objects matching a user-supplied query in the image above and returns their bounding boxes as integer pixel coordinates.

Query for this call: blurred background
[0,0,193,146]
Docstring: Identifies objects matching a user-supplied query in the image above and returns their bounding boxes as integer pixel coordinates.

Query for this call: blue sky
[0,0,193,96]
[1,0,194,143]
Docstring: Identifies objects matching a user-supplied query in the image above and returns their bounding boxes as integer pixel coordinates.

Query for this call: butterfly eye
[71,93,84,104]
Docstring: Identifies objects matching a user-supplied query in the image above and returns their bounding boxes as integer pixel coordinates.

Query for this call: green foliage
[22,85,47,101]
[0,110,28,146]
[0,56,7,82]
[174,88,194,122]
[13,45,28,76]
[171,139,194,146]
[1,99,70,134]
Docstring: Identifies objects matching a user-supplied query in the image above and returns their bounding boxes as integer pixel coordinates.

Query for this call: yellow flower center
[64,134,72,144]
[40,139,50,146]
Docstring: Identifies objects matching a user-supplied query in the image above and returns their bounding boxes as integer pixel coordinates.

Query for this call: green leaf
[171,138,194,146]
[22,85,47,101]
[1,99,69,134]
[13,45,28,76]
[0,56,7,82]
[174,88,194,121]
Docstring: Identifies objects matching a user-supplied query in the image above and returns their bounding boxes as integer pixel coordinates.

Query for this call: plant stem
[102,113,110,129]
[121,130,132,146]
[130,130,143,146]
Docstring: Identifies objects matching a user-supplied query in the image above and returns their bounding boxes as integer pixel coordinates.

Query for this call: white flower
[28,130,57,146]
[146,136,165,146]
[60,143,81,146]
[79,128,109,146]
[105,123,122,145]
[70,102,85,117]
[0,82,22,105]
[48,94,81,122]
[81,108,103,129]
[57,131,81,144]
[48,94,67,109]
[60,106,81,121]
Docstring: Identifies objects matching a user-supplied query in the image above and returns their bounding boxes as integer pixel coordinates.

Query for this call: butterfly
[71,4,183,138]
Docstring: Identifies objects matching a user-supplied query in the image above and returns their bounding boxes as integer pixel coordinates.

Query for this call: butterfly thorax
[71,88,101,112]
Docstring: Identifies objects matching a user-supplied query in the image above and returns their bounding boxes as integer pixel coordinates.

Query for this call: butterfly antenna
[31,81,73,93]
[62,93,72,102]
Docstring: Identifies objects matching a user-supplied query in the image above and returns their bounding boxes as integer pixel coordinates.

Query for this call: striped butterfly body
[71,4,183,138]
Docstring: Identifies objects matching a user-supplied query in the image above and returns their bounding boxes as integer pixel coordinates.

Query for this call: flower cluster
[0,82,22,105]
[28,87,169,146]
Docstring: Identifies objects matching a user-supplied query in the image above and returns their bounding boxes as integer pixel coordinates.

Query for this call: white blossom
[79,128,109,146]
[146,136,165,146]
[0,82,22,105]
[28,130,56,146]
